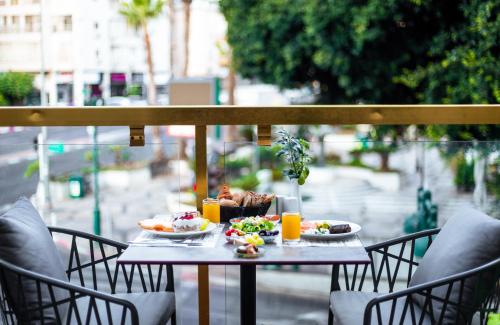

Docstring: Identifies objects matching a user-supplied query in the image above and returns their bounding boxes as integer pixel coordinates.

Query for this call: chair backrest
[0,198,70,323]
[409,208,500,323]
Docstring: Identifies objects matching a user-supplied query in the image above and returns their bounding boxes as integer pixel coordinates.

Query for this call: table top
[117,225,371,266]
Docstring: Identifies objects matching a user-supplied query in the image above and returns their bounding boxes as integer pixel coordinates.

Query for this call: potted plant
[275,129,311,214]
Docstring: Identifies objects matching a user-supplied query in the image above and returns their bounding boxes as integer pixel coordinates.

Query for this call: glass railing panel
[0,127,204,323]
[220,137,499,323]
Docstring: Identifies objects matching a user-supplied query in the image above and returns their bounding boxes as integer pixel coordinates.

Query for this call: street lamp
[38,0,52,217]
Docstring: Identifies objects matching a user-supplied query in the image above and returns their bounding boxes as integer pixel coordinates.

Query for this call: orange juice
[202,198,220,223]
[282,212,301,241]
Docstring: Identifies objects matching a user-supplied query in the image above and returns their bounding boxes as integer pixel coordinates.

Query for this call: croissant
[217,184,233,200]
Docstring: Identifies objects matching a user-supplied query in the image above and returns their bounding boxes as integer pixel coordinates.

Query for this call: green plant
[225,158,251,170]
[23,160,39,178]
[108,145,131,165]
[488,313,500,325]
[0,72,34,105]
[0,93,8,106]
[454,154,475,192]
[275,129,311,185]
[126,84,142,97]
[230,172,260,191]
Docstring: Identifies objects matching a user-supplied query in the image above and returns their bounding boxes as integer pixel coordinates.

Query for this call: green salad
[231,217,275,233]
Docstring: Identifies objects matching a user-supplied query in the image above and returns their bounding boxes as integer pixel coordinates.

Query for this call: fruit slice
[200,219,210,231]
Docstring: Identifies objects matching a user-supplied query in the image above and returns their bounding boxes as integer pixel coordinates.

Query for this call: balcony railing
[1,104,499,324]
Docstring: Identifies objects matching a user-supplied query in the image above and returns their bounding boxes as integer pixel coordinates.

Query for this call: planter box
[100,168,151,189]
[49,181,70,201]
[332,166,400,192]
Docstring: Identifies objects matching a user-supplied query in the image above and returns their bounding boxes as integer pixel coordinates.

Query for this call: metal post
[91,126,101,235]
[240,265,256,325]
[195,125,209,325]
[38,0,51,217]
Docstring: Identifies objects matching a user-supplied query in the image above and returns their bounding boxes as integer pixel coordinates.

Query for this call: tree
[0,72,34,105]
[181,0,192,77]
[168,0,176,76]
[119,0,166,160]
[220,0,498,108]
[0,93,8,106]
[220,0,499,189]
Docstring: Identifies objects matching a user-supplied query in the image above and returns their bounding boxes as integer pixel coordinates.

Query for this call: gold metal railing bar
[1,105,499,126]
[195,125,210,325]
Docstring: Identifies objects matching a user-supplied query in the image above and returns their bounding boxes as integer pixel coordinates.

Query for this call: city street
[0,126,176,208]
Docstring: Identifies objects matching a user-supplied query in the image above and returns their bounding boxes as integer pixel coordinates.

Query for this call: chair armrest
[363,258,500,325]
[332,229,441,293]
[0,259,139,325]
[365,228,440,292]
[48,227,175,294]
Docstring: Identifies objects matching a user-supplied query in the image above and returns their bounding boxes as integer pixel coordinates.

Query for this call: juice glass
[281,212,301,242]
[202,198,220,223]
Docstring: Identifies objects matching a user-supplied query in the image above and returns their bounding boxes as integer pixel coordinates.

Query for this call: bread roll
[232,192,244,206]
[220,198,239,207]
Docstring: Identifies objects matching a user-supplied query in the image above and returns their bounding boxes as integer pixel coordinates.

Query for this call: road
[0,126,175,207]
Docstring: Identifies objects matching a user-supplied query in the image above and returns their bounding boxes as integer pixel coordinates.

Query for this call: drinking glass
[281,212,301,242]
[202,198,220,223]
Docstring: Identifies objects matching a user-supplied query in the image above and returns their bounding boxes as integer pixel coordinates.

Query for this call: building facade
[0,0,171,106]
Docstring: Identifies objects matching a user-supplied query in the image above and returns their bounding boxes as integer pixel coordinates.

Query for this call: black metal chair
[328,227,500,325]
[0,226,177,325]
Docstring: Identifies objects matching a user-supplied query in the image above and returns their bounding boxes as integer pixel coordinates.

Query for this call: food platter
[143,222,217,238]
[301,220,361,240]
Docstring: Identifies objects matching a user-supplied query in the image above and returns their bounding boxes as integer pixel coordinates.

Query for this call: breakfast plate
[301,220,361,240]
[143,222,217,238]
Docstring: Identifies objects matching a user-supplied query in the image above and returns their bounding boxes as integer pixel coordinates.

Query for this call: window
[63,15,72,31]
[25,15,40,32]
[11,16,20,32]
[0,16,7,32]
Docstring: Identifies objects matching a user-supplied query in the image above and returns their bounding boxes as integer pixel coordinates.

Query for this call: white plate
[300,220,361,240]
[144,223,217,238]
[233,247,265,258]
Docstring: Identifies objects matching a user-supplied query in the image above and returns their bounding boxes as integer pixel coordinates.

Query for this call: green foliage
[397,1,499,104]
[454,154,475,192]
[275,129,311,185]
[109,145,131,165]
[221,0,452,104]
[488,313,500,325]
[0,93,8,106]
[487,158,500,201]
[225,158,251,170]
[0,72,34,105]
[220,0,499,139]
[24,160,39,178]
[230,172,260,191]
[126,84,142,96]
[119,0,165,29]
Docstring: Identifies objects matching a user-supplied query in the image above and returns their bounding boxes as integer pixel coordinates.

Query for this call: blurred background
[0,0,499,324]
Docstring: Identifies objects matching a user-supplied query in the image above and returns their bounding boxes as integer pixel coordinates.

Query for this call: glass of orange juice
[281,212,301,242]
[202,198,220,223]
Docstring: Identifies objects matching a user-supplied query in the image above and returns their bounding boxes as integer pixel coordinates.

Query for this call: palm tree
[168,0,176,76]
[181,0,192,76]
[119,0,165,161]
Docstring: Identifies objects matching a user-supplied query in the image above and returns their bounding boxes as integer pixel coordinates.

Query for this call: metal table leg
[240,265,256,325]
[328,265,340,325]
